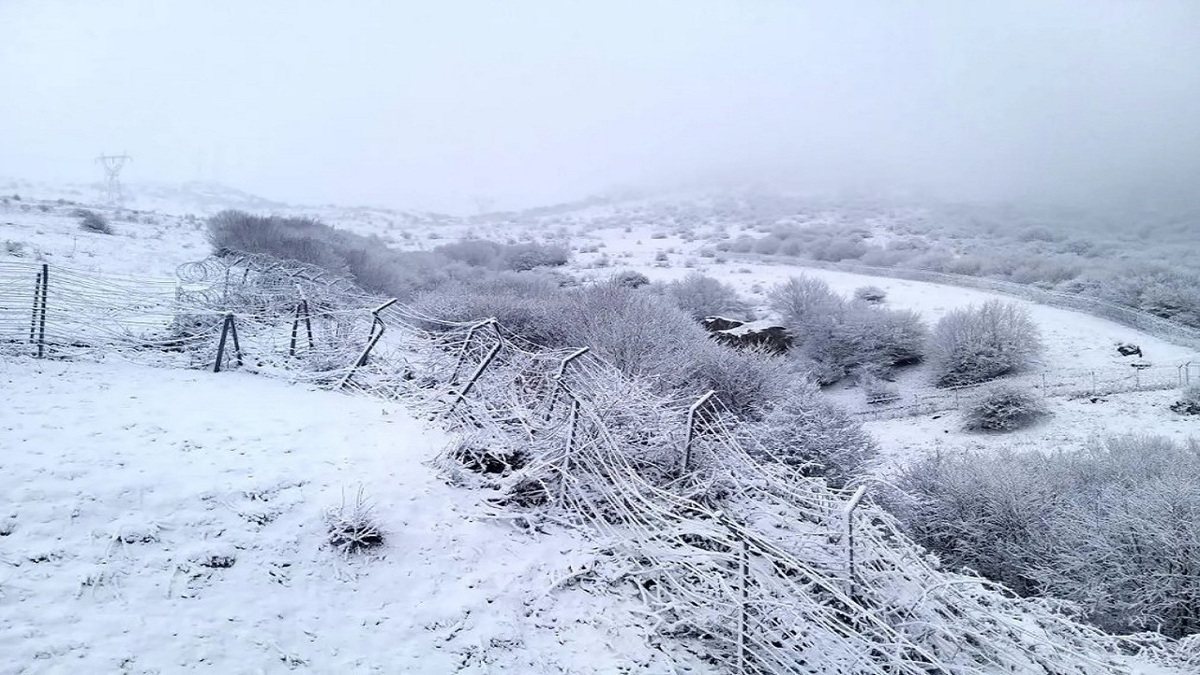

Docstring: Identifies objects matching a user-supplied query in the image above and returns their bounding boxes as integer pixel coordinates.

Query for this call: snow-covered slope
[0,357,693,674]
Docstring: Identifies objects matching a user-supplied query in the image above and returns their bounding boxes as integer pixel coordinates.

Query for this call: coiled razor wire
[0,256,1194,674]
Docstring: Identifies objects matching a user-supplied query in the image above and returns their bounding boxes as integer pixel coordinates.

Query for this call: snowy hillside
[3,184,1199,673]
[0,357,694,673]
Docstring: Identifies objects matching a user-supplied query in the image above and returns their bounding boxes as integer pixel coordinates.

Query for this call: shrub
[1170,385,1200,415]
[768,275,843,329]
[78,210,113,235]
[559,282,706,383]
[770,276,927,384]
[612,270,650,288]
[665,272,750,321]
[749,381,878,487]
[930,300,1042,387]
[893,435,1200,636]
[962,384,1049,432]
[854,286,887,303]
[409,275,568,346]
[499,242,570,271]
[679,343,790,421]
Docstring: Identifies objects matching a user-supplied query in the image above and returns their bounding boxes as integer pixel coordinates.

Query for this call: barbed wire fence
[1,256,1195,673]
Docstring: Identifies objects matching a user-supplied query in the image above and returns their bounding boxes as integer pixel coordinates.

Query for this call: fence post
[213,313,243,372]
[338,298,398,389]
[1091,370,1097,394]
[547,347,590,418]
[719,513,749,674]
[35,263,48,358]
[843,485,868,600]
[680,390,716,476]
[447,321,505,413]
[450,318,494,384]
[29,268,42,345]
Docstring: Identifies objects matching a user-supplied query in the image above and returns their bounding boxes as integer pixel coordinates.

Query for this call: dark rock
[712,319,793,355]
[1116,343,1143,357]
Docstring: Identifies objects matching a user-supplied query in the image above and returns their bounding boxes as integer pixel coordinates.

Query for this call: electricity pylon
[96,153,132,205]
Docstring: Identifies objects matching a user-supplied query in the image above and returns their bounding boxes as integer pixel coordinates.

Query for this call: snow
[0,357,695,674]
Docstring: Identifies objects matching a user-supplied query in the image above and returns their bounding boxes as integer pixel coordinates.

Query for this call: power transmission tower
[96,153,132,205]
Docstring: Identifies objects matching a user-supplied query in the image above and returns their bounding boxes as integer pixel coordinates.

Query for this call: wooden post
[36,263,48,358]
[681,390,716,476]
[1091,370,1097,394]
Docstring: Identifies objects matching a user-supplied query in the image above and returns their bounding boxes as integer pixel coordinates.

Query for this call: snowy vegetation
[893,435,1200,638]
[929,300,1042,387]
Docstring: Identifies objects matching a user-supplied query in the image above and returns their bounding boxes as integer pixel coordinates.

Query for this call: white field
[0,357,696,674]
[3,186,1198,671]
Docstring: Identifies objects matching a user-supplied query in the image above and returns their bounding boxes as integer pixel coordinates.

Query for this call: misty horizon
[3,1,1198,213]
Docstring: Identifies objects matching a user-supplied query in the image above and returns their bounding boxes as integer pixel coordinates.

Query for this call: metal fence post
[35,263,48,358]
[843,485,868,599]
[719,512,750,674]
[29,268,42,345]
[680,390,716,476]
[547,347,589,418]
[450,318,495,384]
[213,313,243,372]
[338,298,397,389]
[447,321,505,413]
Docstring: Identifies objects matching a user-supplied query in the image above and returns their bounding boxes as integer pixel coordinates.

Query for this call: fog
[2,1,1198,212]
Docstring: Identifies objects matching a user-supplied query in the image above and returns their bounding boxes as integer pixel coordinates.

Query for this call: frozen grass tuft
[325,486,384,555]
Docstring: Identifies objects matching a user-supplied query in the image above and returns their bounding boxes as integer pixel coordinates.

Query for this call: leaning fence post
[843,485,868,599]
[446,323,504,413]
[450,318,494,384]
[35,263,48,358]
[680,390,716,476]
[547,347,589,418]
[338,298,398,389]
[213,313,244,372]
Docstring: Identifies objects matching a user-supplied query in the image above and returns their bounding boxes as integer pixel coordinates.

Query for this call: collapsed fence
[1,257,1194,673]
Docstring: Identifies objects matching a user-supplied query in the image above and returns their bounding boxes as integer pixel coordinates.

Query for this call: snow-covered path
[0,357,684,674]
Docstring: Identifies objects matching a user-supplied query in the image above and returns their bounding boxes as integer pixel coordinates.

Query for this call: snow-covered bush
[665,272,750,321]
[611,270,650,288]
[854,285,887,303]
[560,281,707,383]
[409,275,568,346]
[962,384,1049,432]
[749,381,878,487]
[768,275,843,328]
[930,300,1042,387]
[679,343,790,421]
[770,276,927,384]
[893,435,1200,636]
[77,209,114,235]
[1170,385,1200,415]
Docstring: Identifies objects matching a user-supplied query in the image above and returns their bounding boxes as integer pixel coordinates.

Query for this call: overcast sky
[2,1,1198,212]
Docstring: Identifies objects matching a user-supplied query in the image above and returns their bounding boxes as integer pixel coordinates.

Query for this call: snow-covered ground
[0,356,694,674]
[4,182,1200,671]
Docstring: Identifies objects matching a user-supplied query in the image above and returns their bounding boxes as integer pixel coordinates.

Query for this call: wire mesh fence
[1,256,1194,673]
